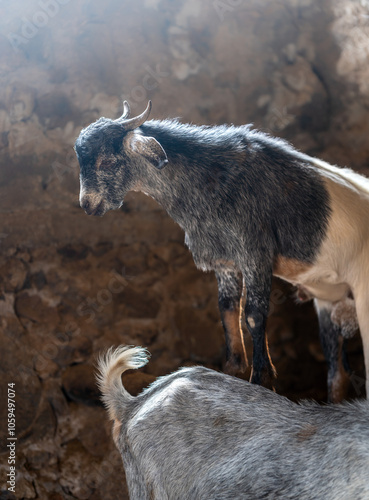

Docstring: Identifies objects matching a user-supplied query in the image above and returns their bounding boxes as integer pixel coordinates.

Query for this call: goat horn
[115,100,131,122]
[121,101,152,131]
[119,100,131,120]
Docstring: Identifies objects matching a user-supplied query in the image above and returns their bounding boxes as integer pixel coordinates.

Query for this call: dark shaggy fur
[75,109,331,386]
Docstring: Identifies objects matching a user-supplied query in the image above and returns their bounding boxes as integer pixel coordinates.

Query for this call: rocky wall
[0,0,369,498]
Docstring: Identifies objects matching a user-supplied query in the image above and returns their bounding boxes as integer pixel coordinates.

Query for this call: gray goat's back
[118,367,369,500]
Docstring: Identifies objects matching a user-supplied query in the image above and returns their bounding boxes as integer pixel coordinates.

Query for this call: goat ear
[127,134,168,169]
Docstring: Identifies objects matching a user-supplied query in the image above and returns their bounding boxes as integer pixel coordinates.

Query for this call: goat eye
[99,159,115,170]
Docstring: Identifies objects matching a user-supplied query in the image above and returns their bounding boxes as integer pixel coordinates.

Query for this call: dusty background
[1,0,369,498]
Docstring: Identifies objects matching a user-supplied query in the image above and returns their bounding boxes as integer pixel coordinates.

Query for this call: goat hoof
[224,356,248,376]
[250,364,277,390]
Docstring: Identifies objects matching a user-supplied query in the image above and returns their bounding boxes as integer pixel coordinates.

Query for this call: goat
[75,100,369,401]
[97,345,369,500]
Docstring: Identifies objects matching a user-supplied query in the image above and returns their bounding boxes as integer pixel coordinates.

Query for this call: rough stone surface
[0,0,368,498]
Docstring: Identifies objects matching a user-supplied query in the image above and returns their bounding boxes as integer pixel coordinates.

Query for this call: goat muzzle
[80,197,106,216]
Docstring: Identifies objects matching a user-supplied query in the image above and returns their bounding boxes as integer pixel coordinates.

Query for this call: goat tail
[96,345,150,421]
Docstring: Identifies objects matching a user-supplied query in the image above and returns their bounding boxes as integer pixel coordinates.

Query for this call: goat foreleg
[243,263,276,387]
[216,269,247,375]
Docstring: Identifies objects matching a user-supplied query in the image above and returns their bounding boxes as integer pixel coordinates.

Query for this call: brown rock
[25,443,57,471]
[174,305,224,363]
[43,379,69,416]
[52,335,93,367]
[0,491,17,500]
[142,345,184,377]
[59,440,99,500]
[90,241,113,257]
[29,271,47,290]
[62,364,101,406]
[57,244,89,260]
[122,372,157,397]
[15,291,59,324]
[0,257,27,292]
[0,335,42,448]
[118,285,161,319]
[10,476,36,499]
[23,398,57,443]
[0,315,25,341]
[0,294,16,317]
[88,452,130,500]
[78,407,112,457]
[34,354,60,380]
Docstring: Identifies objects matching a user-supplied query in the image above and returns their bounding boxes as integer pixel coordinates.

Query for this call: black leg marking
[317,303,350,403]
[216,270,247,374]
[243,265,276,387]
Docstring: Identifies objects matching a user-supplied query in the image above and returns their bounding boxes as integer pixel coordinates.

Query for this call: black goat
[75,101,369,400]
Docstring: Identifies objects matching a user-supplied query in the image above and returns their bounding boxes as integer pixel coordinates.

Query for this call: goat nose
[81,197,92,214]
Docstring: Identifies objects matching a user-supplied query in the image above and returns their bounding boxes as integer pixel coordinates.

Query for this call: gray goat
[75,101,369,401]
[97,345,369,500]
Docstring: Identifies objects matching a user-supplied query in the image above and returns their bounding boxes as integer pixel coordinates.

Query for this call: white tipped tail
[96,345,150,421]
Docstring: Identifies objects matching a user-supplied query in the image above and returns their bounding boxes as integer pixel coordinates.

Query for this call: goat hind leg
[353,291,369,398]
[315,299,350,403]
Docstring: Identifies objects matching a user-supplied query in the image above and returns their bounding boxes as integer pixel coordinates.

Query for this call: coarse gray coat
[75,101,369,400]
[97,345,369,500]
